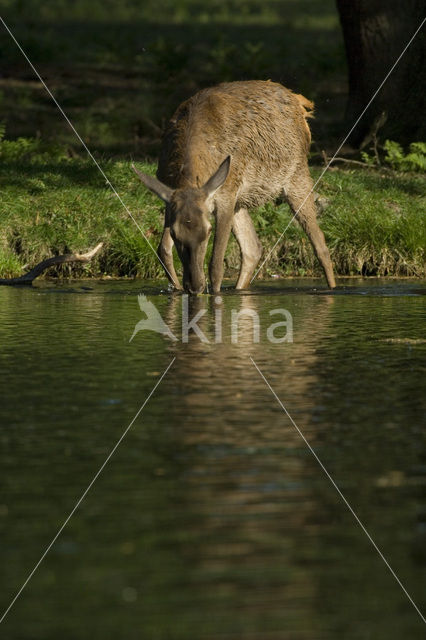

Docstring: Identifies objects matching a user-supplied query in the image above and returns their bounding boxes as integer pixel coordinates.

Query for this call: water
[1,278,425,639]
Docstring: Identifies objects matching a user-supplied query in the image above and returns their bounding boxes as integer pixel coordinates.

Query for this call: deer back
[157,80,314,210]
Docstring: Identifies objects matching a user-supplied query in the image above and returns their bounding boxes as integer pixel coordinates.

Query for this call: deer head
[133,156,230,294]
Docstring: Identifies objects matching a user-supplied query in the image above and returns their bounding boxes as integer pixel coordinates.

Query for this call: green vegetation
[360,140,426,173]
[219,165,426,279]
[0,138,424,280]
[0,151,164,280]
[383,141,426,173]
[0,0,344,156]
[0,0,424,282]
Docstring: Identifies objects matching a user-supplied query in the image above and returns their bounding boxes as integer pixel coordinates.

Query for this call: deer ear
[202,156,231,199]
[132,164,173,203]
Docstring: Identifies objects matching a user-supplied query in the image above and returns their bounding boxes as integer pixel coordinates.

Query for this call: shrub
[383,140,426,172]
[0,125,69,163]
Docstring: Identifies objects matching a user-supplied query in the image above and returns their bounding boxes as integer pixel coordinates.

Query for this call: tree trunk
[336,0,425,145]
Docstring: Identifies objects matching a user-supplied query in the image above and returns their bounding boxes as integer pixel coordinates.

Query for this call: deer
[133,80,336,294]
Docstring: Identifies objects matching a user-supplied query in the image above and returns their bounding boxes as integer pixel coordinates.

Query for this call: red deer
[133,80,336,293]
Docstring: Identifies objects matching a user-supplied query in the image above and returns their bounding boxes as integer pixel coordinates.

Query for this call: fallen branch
[322,151,394,173]
[329,156,371,167]
[322,150,371,168]
[0,242,103,286]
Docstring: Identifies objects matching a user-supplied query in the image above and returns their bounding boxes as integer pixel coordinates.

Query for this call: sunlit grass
[0,157,166,279]
[0,155,424,280]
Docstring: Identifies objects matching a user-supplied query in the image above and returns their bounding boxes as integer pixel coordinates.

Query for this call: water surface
[1,278,425,639]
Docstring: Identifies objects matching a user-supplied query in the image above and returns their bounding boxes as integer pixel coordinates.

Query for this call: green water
[1,279,425,639]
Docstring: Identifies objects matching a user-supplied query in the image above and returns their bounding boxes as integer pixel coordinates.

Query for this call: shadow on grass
[0,159,111,189]
[350,171,426,197]
[0,0,345,158]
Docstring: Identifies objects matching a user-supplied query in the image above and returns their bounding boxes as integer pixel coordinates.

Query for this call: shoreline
[1,159,425,280]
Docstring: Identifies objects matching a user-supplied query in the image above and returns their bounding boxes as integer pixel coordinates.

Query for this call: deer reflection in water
[154,290,335,632]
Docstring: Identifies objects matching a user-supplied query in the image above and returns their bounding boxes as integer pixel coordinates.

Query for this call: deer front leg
[158,226,182,290]
[232,208,263,289]
[209,211,234,293]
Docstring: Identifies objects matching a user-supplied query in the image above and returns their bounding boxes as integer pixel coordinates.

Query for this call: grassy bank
[0,152,424,281]
[2,0,423,282]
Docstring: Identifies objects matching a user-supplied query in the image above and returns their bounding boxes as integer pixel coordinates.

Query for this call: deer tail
[294,93,315,119]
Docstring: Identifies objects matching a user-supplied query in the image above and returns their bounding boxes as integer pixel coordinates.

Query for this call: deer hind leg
[158,226,182,290]
[284,169,336,289]
[232,208,263,290]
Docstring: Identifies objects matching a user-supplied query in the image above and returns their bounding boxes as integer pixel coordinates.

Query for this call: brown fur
[158,81,314,209]
[136,80,336,292]
[293,93,315,141]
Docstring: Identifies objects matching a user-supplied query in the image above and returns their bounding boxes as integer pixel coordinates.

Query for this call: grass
[0,155,164,279]
[313,169,425,277]
[0,1,424,281]
[0,0,345,157]
[0,150,424,280]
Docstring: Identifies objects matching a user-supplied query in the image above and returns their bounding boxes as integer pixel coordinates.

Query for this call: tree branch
[327,156,372,167]
[0,242,103,286]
